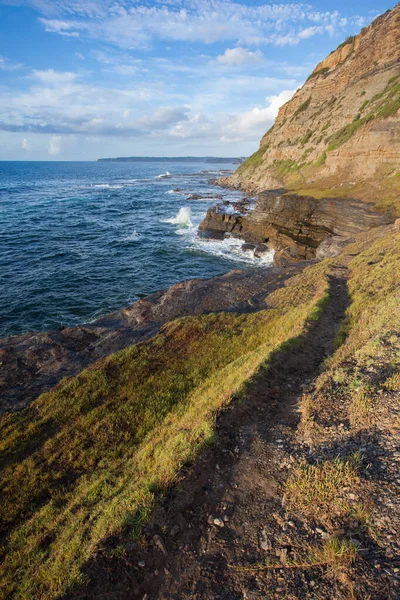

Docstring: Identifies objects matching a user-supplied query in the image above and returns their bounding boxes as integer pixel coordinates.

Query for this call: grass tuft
[286,453,362,518]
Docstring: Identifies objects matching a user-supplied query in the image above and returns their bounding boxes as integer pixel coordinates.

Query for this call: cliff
[221,4,400,215]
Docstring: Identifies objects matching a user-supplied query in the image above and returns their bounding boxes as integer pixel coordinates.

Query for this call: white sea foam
[156,171,172,179]
[161,207,193,228]
[124,230,140,241]
[93,183,123,189]
[167,189,185,195]
[179,226,274,266]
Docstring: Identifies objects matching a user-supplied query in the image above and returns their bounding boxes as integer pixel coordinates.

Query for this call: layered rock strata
[199,190,390,264]
[219,4,400,201]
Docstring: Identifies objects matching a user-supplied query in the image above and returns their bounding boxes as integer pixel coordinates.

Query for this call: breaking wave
[161,207,193,228]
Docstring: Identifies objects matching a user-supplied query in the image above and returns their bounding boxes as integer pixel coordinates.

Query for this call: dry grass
[349,389,373,428]
[384,372,400,391]
[233,537,357,572]
[285,453,362,518]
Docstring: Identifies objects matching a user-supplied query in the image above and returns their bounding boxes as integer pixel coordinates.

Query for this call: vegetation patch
[293,96,311,117]
[237,146,266,174]
[285,453,361,518]
[349,388,373,428]
[307,67,330,81]
[314,151,327,167]
[326,114,374,151]
[0,265,331,599]
[337,35,355,50]
[301,129,313,146]
[273,159,302,176]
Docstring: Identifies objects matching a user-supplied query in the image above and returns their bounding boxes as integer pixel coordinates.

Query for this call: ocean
[0,160,273,337]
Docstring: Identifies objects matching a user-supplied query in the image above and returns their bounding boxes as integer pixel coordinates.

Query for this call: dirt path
[76,268,350,600]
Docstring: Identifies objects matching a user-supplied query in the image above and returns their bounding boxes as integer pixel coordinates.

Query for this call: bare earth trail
[75,266,352,600]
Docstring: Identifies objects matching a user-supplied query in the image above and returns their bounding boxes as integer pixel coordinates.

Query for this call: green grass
[273,159,302,176]
[301,129,313,146]
[307,67,330,81]
[326,74,400,152]
[326,114,375,151]
[336,35,354,50]
[293,96,311,117]
[314,151,327,167]
[0,264,332,599]
[236,145,266,174]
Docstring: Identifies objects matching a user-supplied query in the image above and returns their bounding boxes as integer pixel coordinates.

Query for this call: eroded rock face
[0,264,306,413]
[198,191,390,265]
[220,5,400,199]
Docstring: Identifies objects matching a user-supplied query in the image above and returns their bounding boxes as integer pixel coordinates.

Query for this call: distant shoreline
[97,156,245,163]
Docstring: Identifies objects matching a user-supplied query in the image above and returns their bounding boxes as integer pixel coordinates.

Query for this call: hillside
[1,223,399,599]
[222,4,400,215]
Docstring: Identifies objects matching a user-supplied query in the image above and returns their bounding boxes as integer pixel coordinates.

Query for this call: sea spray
[162,207,193,227]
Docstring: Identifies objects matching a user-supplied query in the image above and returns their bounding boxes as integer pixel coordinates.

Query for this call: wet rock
[254,243,271,258]
[199,189,390,266]
[241,243,256,252]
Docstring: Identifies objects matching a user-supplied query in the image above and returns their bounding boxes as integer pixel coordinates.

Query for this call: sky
[0,0,394,160]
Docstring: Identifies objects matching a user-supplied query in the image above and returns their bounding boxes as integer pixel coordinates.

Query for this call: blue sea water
[0,160,272,338]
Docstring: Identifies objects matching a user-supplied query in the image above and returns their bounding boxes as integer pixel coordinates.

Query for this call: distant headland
[97,156,246,163]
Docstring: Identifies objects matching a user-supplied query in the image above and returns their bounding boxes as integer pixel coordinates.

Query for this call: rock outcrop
[220,4,400,210]
[199,190,390,264]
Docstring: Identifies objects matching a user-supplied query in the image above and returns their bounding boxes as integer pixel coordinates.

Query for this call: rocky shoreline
[199,188,391,265]
[0,263,306,413]
[1,182,393,414]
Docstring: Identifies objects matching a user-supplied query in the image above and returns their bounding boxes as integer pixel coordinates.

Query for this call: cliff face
[223,4,400,213]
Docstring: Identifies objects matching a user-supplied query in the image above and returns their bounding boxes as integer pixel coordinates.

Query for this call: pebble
[287,521,295,528]
[153,534,167,556]
[138,561,146,568]
[213,517,225,528]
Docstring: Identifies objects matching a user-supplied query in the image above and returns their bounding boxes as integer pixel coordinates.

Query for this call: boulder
[254,243,271,258]
[241,243,256,252]
[316,236,355,259]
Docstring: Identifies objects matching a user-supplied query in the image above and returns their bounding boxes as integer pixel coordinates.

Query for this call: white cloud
[217,47,263,66]
[48,135,61,155]
[31,69,77,86]
[0,55,24,71]
[164,88,296,144]
[21,138,30,150]
[9,0,365,49]
[235,89,296,131]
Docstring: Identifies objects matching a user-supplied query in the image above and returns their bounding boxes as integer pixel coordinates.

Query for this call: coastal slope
[221,4,400,214]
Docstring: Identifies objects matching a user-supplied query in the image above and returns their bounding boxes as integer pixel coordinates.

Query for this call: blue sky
[0,0,394,160]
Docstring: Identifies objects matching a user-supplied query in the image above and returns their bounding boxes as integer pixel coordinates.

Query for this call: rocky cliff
[221,4,400,214]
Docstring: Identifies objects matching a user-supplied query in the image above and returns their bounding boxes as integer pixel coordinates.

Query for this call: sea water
[0,160,273,337]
